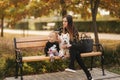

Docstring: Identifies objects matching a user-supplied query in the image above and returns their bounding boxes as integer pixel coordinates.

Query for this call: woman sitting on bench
[58,15,93,80]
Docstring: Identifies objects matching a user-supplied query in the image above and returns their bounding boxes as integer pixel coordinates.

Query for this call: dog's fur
[59,33,71,57]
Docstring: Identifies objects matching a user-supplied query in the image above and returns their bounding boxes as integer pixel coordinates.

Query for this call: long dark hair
[63,15,78,41]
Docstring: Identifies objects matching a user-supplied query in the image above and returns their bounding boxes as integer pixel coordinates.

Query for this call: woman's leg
[76,52,92,80]
[68,46,76,69]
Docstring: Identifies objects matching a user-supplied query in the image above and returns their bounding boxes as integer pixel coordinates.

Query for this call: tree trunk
[0,15,4,37]
[60,0,67,17]
[90,0,100,51]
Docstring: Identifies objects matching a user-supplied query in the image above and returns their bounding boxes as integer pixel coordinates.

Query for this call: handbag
[78,33,93,53]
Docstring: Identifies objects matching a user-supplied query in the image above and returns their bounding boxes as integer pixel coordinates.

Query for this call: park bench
[14,35,105,80]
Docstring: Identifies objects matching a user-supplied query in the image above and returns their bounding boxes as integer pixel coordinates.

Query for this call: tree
[90,0,100,50]
[0,0,9,37]
[6,0,29,28]
[100,0,120,18]
[0,0,29,37]
[67,0,91,20]
[1,0,119,37]
[26,0,60,17]
[60,0,67,17]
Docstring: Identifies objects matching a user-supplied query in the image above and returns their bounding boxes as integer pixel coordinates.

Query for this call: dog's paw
[67,44,71,48]
[59,54,64,57]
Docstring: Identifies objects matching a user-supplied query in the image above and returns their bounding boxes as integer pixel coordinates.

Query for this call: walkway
[4,68,120,80]
[3,29,120,40]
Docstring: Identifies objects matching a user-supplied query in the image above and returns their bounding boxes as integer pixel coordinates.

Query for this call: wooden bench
[14,36,105,80]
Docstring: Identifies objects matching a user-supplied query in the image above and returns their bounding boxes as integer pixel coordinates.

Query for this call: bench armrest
[93,43,104,54]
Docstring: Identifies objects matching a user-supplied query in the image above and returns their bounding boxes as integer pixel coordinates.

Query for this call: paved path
[4,68,120,80]
[3,29,120,40]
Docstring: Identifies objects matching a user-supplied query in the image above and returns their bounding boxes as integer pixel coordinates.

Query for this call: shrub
[13,20,120,33]
[104,44,120,66]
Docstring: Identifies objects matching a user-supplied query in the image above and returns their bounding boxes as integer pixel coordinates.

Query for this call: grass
[107,65,120,74]
[99,39,120,75]
[100,39,120,50]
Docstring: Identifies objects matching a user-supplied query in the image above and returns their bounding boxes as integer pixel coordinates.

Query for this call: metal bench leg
[101,55,105,76]
[20,61,23,80]
[90,57,94,70]
[15,61,19,78]
[19,54,23,80]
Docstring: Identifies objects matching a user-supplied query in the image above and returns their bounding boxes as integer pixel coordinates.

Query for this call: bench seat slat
[22,52,102,62]
[81,52,102,57]
[23,55,61,62]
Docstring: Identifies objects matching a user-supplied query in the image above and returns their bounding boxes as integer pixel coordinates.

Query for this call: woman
[60,15,93,80]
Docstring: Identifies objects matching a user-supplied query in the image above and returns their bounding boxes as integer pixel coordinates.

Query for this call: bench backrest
[14,36,48,49]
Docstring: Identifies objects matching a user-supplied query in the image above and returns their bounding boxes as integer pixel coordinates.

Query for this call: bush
[11,20,120,33]
[0,57,6,79]
[15,22,28,30]
[115,44,120,65]
[22,59,68,75]
[104,44,120,66]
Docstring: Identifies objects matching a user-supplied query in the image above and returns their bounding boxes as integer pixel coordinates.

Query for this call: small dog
[59,33,71,58]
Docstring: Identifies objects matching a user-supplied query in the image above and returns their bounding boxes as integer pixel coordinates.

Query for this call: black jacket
[44,41,60,56]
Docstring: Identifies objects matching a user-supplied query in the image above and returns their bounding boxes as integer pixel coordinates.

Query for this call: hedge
[14,20,120,33]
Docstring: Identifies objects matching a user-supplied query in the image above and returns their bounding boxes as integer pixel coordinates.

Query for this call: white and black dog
[59,33,71,57]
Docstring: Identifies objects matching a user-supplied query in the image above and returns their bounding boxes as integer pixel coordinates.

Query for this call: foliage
[0,0,120,37]
[100,0,120,18]
[103,44,120,74]
[6,0,29,28]
[22,60,68,75]
[0,0,29,23]
[0,0,120,27]
[0,0,8,17]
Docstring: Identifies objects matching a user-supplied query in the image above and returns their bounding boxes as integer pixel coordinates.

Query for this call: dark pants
[69,45,92,80]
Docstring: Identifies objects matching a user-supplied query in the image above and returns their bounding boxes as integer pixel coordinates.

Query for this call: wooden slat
[16,36,48,43]
[15,36,48,48]
[22,52,102,62]
[22,55,61,62]
[81,52,102,57]
[16,41,47,48]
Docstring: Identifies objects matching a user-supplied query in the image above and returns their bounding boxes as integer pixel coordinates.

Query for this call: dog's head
[60,33,70,44]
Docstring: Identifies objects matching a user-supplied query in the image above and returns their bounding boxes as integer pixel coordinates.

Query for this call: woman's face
[63,17,68,28]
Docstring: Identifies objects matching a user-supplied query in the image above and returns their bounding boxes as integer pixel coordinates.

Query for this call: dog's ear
[61,33,64,37]
[66,33,69,37]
